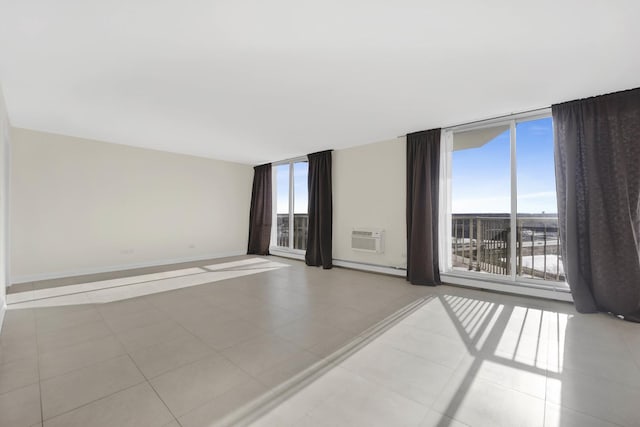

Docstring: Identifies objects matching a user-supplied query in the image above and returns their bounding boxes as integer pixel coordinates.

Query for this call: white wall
[10,128,253,282]
[333,138,406,269]
[0,84,9,328]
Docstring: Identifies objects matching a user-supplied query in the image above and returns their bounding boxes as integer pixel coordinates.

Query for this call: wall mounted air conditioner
[351,228,384,253]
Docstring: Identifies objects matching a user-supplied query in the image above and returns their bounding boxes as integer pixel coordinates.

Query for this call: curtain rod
[397,106,551,138]
[271,154,308,165]
[270,149,335,166]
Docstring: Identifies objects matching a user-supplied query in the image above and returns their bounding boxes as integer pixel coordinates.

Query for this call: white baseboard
[441,273,574,303]
[10,250,246,285]
[269,248,305,261]
[333,259,407,277]
[0,301,6,333]
[270,253,572,303]
[270,252,407,277]
[329,259,572,303]
[333,262,573,303]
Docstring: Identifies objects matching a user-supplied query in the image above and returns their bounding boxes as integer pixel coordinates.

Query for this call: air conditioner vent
[351,228,384,253]
[353,230,374,237]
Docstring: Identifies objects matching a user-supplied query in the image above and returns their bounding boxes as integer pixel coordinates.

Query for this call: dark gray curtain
[247,163,272,255]
[305,150,333,269]
[553,88,640,321]
[406,129,441,286]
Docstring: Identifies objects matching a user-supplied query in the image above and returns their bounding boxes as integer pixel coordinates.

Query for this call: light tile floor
[1,256,639,427]
[249,285,640,427]
[0,256,431,426]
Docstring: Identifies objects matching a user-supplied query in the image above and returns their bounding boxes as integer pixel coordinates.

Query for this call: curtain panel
[553,88,640,320]
[406,129,442,286]
[247,163,272,255]
[305,150,333,269]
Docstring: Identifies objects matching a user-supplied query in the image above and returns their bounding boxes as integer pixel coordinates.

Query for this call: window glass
[274,160,308,250]
[276,164,290,247]
[293,161,308,250]
[452,126,511,277]
[516,117,563,281]
[449,117,564,284]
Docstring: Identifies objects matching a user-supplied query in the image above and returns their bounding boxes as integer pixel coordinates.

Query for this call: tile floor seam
[94,302,213,382]
[39,353,147,420]
[375,337,470,374]
[34,303,99,321]
[621,329,640,375]
[216,346,283,385]
[5,257,639,427]
[550,370,640,424]
[544,401,628,427]
[469,365,549,401]
[34,311,45,427]
[89,301,182,424]
[542,316,550,427]
[552,364,640,393]
[40,379,148,423]
[220,298,433,426]
[407,318,498,344]
[37,331,123,358]
[542,376,548,427]
[143,377,183,426]
[249,347,319,389]
[113,321,195,352]
[442,375,548,423]
[34,306,100,326]
[250,374,337,427]
[0,383,42,427]
[35,320,113,352]
[0,380,40,398]
[170,376,264,427]
[36,342,128,384]
[254,290,554,426]
[95,306,185,426]
[141,350,219,381]
[267,330,312,350]
[336,360,447,411]
[0,359,40,396]
[203,327,270,353]
[152,361,258,421]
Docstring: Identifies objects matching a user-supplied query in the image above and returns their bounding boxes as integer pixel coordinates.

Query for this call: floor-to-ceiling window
[273,158,308,252]
[444,112,567,292]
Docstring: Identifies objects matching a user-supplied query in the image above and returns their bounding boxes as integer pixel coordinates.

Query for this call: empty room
[1,1,639,426]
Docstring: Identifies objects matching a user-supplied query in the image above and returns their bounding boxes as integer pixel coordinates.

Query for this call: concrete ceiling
[1,0,639,165]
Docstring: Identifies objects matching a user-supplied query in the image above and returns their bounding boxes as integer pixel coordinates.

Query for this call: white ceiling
[1,0,639,165]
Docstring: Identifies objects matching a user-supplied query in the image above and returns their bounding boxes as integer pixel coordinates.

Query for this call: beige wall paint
[0,85,9,317]
[10,128,253,282]
[333,138,406,269]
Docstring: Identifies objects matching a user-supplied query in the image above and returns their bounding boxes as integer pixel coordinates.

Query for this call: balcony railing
[276,213,564,283]
[277,213,309,250]
[452,214,565,282]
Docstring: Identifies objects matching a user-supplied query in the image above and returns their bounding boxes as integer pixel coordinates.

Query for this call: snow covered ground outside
[520,255,564,275]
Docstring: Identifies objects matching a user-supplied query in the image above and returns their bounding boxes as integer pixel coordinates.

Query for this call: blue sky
[277,118,556,216]
[276,161,308,214]
[452,117,557,214]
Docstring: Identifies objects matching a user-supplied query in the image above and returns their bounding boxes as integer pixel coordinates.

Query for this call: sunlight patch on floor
[7,258,289,309]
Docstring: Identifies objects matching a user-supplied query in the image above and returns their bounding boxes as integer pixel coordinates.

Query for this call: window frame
[440,109,570,295]
[270,156,308,255]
